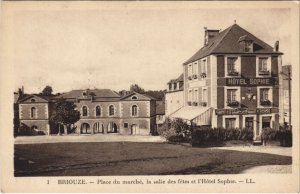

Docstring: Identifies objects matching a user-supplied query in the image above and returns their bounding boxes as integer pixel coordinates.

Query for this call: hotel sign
[215,108,278,115]
[226,78,275,86]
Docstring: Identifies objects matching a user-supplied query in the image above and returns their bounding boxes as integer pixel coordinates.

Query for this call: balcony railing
[227,71,239,76]
[192,102,198,106]
[201,102,207,107]
[227,100,239,107]
[260,100,271,106]
[192,74,198,79]
[187,101,192,106]
[258,70,270,76]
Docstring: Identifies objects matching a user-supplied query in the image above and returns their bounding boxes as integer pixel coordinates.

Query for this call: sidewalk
[14,134,166,144]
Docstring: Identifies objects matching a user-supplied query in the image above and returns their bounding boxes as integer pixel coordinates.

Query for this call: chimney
[204,27,220,46]
[274,41,279,52]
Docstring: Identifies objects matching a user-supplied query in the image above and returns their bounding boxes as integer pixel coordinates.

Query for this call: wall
[165,90,184,116]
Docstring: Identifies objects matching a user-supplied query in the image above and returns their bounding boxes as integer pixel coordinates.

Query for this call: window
[132,105,138,116]
[124,123,129,128]
[225,118,236,129]
[193,62,198,78]
[132,96,137,100]
[109,105,115,116]
[259,58,268,72]
[31,99,36,102]
[227,57,238,75]
[95,106,101,116]
[188,90,192,102]
[173,83,177,90]
[188,64,192,76]
[30,107,36,118]
[227,89,237,102]
[194,89,198,102]
[168,84,172,91]
[82,106,88,116]
[202,89,207,102]
[261,89,269,101]
[244,41,253,52]
[202,60,207,73]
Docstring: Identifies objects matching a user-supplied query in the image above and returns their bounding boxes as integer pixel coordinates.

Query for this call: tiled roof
[156,101,165,115]
[120,92,156,101]
[167,74,184,84]
[58,89,120,99]
[184,24,283,65]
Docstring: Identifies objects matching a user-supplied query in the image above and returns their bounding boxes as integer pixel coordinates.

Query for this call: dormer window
[132,96,137,100]
[238,35,253,53]
[244,41,253,52]
[31,99,36,102]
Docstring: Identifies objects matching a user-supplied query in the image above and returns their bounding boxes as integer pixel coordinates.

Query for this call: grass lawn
[14,142,291,176]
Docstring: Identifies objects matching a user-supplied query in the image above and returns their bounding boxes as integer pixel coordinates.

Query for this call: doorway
[131,124,138,135]
[81,123,91,134]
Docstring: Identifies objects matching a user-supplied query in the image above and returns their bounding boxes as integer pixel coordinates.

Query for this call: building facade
[168,24,283,142]
[165,74,184,116]
[17,89,157,136]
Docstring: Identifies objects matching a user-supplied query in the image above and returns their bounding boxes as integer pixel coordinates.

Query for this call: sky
[10,4,291,94]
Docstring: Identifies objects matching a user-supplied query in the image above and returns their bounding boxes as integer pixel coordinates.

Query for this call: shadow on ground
[14,142,292,176]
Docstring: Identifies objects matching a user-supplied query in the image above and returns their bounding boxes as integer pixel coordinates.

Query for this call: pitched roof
[167,74,184,84]
[120,92,156,101]
[156,101,165,115]
[58,89,120,99]
[184,24,283,65]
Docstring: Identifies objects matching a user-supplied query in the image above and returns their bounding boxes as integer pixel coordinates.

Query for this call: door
[81,123,91,134]
[245,117,255,138]
[131,124,137,135]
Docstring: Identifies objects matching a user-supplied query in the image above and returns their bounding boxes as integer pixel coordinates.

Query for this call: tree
[41,86,53,96]
[50,98,80,135]
[130,84,145,94]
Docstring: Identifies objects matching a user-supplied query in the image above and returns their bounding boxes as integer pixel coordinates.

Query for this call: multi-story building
[282,65,292,126]
[169,24,283,141]
[165,74,184,116]
[17,89,157,136]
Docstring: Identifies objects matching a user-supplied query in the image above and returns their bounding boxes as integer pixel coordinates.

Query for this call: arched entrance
[131,124,138,135]
[81,123,91,134]
[93,122,104,133]
[108,122,118,133]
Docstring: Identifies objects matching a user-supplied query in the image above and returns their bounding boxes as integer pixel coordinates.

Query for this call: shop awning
[169,106,212,125]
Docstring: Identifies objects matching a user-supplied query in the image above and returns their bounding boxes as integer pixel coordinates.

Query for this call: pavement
[14,134,166,144]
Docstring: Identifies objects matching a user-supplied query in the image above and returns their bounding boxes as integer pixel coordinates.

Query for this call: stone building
[17,89,157,135]
[168,23,283,142]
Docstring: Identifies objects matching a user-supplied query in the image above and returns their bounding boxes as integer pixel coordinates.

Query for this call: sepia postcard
[0,1,299,193]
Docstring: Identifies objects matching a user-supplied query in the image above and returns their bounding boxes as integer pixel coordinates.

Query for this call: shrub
[277,128,292,147]
[157,118,191,143]
[18,124,46,136]
[191,127,254,147]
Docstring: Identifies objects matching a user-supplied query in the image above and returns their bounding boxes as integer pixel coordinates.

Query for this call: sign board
[226,78,276,86]
[215,108,279,115]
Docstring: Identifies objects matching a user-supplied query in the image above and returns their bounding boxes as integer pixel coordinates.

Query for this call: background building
[281,65,292,127]
[165,74,184,116]
[16,89,157,136]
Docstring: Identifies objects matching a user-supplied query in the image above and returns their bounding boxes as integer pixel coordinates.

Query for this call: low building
[165,74,184,116]
[17,89,157,136]
[155,101,166,126]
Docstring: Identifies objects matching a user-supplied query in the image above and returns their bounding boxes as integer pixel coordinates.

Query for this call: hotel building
[169,24,283,142]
